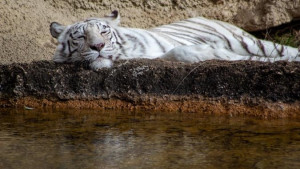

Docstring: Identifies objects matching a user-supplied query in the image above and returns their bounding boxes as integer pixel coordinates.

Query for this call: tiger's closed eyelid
[72,41,79,45]
[101,30,108,34]
[77,36,86,39]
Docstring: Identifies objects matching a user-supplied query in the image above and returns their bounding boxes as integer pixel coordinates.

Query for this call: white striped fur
[50,10,300,70]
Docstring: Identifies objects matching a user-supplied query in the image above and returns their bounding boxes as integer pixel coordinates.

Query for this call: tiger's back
[152,17,299,61]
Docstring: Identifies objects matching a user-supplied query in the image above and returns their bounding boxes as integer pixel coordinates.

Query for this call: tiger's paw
[89,58,113,70]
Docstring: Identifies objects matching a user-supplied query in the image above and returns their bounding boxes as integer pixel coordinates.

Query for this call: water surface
[1,109,300,169]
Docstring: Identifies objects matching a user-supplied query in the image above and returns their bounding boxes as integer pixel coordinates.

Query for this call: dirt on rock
[1,0,300,64]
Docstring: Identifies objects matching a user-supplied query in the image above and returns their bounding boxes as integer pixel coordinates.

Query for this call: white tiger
[50,10,300,70]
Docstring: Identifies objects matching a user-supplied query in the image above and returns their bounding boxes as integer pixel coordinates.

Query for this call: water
[1,109,300,169]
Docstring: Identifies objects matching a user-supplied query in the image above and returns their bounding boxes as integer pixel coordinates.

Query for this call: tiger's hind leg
[160,44,253,63]
[161,44,300,63]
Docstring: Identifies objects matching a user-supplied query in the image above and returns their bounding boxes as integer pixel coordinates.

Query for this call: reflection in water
[1,109,300,169]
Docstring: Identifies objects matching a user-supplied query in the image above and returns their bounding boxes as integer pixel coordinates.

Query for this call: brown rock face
[1,0,300,64]
[1,60,300,118]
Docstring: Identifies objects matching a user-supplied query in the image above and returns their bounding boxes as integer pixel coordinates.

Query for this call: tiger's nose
[90,43,105,51]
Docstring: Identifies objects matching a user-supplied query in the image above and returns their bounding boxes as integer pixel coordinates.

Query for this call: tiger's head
[50,10,121,69]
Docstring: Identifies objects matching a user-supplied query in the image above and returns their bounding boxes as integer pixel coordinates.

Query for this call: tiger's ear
[104,10,120,26]
[50,22,66,39]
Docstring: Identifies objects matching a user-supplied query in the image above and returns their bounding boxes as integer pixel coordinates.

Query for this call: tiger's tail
[250,39,300,62]
[217,20,300,62]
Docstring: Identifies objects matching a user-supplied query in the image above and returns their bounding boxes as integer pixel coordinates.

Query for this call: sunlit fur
[50,11,300,70]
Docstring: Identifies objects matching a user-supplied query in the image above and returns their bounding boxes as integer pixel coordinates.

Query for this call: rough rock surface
[1,60,300,118]
[1,0,300,64]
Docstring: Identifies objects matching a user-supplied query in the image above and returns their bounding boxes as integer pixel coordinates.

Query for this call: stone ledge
[1,59,300,118]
